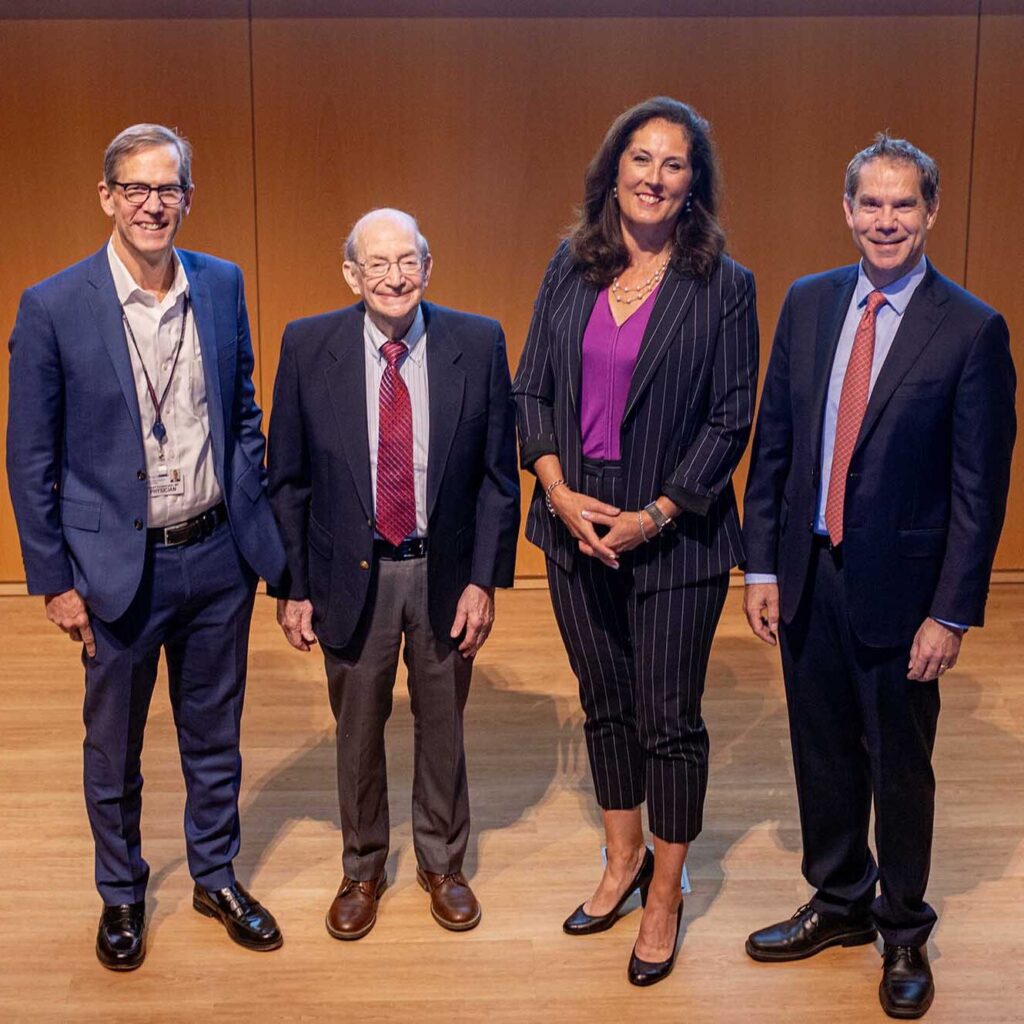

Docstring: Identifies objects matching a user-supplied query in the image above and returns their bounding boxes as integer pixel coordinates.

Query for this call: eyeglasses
[356,255,427,279]
[111,181,190,207]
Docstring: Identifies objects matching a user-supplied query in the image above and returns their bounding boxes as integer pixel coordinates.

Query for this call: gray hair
[844,132,939,211]
[343,208,429,262]
[103,123,193,186]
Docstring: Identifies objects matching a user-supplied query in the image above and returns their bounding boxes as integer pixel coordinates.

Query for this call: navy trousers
[83,521,257,905]
[546,459,730,844]
[780,541,941,947]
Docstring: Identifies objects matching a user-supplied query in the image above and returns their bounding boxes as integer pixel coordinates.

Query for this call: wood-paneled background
[2,0,1020,582]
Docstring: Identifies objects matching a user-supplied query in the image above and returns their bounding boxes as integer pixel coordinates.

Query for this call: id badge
[149,463,185,498]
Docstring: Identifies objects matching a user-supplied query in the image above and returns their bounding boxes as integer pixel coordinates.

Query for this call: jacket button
[134,519,143,530]
[137,470,147,481]
[367,518,373,527]
[359,560,370,570]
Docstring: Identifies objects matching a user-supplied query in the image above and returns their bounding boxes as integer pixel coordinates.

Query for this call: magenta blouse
[579,286,660,460]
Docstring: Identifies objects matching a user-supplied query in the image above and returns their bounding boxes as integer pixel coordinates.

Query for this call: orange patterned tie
[824,290,887,546]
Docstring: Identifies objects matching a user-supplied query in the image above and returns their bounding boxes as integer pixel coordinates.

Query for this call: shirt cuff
[931,616,968,634]
[744,573,778,585]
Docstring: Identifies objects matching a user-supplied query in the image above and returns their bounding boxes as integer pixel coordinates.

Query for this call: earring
[612,185,618,199]
[684,194,693,213]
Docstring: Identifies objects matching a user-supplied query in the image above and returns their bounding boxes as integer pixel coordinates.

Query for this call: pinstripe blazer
[513,241,759,593]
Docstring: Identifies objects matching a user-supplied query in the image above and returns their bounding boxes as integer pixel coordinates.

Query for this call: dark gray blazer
[267,301,520,649]
[513,242,759,592]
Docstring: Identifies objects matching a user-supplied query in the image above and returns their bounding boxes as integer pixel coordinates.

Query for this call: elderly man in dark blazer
[267,208,519,940]
[742,134,1016,1019]
[7,124,287,971]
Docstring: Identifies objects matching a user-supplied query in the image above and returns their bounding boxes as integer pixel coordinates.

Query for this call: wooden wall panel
[965,10,1024,570]
[250,14,978,576]
[0,16,256,582]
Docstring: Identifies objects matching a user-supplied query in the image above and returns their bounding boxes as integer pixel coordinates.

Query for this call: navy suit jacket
[266,301,520,649]
[6,246,286,622]
[513,242,759,592]
[743,260,1016,647]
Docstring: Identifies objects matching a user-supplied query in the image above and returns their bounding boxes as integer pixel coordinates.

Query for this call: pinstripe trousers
[546,460,729,844]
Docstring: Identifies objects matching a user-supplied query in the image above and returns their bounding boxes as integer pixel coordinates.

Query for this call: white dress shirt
[108,240,222,528]
[363,307,430,538]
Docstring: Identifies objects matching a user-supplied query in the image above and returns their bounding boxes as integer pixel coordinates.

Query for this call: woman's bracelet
[637,509,651,542]
[544,478,566,516]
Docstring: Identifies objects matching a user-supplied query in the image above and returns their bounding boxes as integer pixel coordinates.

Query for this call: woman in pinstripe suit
[513,97,758,985]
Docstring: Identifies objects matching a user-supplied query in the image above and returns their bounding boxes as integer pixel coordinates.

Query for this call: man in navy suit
[7,124,287,970]
[268,208,519,940]
[742,134,1015,1018]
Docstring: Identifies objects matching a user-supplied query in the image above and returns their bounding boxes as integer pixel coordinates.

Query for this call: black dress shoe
[192,882,282,951]
[880,944,934,1019]
[563,847,654,935]
[627,900,683,987]
[96,901,146,971]
[745,902,877,962]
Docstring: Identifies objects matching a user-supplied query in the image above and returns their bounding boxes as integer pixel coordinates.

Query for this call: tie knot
[865,290,887,315]
[381,340,407,367]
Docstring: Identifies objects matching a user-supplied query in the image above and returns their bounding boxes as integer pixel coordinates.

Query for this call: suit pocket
[898,527,946,558]
[61,496,100,532]
[893,379,945,400]
[308,513,333,557]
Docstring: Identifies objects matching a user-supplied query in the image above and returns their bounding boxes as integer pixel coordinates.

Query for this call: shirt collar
[363,305,427,365]
[107,237,189,308]
[855,255,927,316]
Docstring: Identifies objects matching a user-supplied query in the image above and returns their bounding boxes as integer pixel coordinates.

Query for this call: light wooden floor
[1,584,1022,1023]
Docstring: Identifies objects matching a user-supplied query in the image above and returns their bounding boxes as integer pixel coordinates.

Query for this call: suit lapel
[854,265,947,454]
[325,307,373,520]
[565,277,598,415]
[424,304,466,518]
[180,252,226,471]
[810,267,858,470]
[86,249,144,443]
[622,268,698,425]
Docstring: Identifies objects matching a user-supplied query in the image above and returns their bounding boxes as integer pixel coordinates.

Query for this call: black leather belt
[374,537,428,560]
[812,532,843,565]
[148,502,227,547]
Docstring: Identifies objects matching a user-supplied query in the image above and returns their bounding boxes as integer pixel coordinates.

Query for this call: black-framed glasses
[111,181,190,207]
[357,255,427,279]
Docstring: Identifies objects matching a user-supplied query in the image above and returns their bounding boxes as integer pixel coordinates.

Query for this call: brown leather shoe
[416,867,481,931]
[325,874,387,940]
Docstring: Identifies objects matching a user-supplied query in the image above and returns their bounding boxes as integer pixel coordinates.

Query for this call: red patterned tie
[824,289,887,546]
[376,340,416,545]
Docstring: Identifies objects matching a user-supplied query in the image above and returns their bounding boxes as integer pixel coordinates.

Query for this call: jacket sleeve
[266,326,312,600]
[470,322,521,589]
[512,245,566,470]
[929,312,1016,625]
[6,286,75,595]
[741,285,795,575]
[661,262,760,515]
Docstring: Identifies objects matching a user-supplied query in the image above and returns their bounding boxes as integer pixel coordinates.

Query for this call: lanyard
[121,294,191,446]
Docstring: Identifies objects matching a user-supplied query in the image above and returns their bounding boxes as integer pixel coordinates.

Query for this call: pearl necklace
[611,256,670,305]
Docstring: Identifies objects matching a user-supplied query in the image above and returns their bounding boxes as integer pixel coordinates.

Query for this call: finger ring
[939,663,949,670]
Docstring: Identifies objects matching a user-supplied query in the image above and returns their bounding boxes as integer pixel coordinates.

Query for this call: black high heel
[563,847,654,935]
[627,900,683,986]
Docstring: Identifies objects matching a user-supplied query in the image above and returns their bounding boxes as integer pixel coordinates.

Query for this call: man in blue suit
[742,135,1016,1019]
[268,208,519,940]
[7,124,287,970]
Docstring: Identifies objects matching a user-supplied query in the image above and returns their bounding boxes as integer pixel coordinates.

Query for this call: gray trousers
[322,557,473,881]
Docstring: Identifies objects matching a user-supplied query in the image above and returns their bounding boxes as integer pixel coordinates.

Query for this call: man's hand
[449,583,495,659]
[744,582,780,646]
[907,617,962,681]
[45,588,95,657]
[277,598,317,652]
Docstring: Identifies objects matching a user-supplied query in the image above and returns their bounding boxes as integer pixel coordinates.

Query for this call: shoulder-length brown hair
[568,97,726,285]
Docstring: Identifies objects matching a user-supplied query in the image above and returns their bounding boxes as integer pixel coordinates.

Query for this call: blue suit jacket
[513,242,759,592]
[266,301,520,649]
[7,246,286,622]
[743,261,1016,647]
